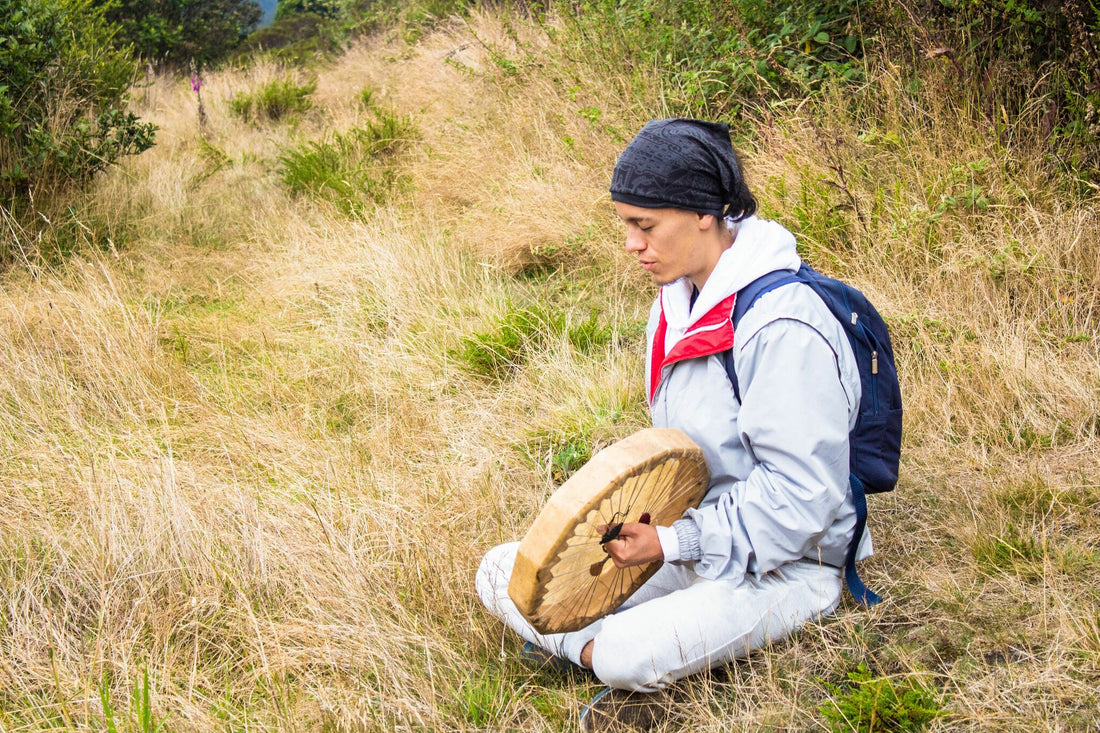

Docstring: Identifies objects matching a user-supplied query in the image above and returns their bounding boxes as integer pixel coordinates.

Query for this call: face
[614,202,718,288]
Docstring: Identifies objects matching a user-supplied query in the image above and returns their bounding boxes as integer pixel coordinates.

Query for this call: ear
[696,213,717,231]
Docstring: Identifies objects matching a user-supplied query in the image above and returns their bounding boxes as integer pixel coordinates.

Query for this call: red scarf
[649,293,737,402]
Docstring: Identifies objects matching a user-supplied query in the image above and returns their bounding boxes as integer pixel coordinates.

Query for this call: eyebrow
[622,215,655,225]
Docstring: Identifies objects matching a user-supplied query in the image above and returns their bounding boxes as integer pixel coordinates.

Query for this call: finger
[609,549,634,569]
[606,542,628,564]
[616,523,639,539]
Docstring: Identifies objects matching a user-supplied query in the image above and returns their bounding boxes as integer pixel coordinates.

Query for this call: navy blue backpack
[723,264,902,606]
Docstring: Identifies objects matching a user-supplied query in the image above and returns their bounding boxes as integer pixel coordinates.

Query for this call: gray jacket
[647,216,871,582]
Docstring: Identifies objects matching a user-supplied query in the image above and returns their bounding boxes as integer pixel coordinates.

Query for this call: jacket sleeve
[676,317,854,579]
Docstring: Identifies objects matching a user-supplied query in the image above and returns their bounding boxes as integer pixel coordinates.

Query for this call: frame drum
[507,428,709,634]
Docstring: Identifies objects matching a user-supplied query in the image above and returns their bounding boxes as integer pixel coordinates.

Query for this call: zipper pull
[871,350,879,375]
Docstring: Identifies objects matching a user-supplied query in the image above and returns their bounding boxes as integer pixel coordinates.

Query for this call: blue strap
[731,270,801,328]
[845,474,882,606]
[725,270,801,401]
[726,271,883,606]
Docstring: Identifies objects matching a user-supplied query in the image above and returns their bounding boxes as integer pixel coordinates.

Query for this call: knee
[590,633,674,693]
[475,542,519,609]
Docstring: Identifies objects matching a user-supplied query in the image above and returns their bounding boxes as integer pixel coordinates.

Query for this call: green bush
[551,0,862,115]
[339,0,470,43]
[0,0,156,205]
[867,0,1100,177]
[277,108,414,215]
[457,305,562,379]
[237,11,339,62]
[229,77,316,121]
[819,663,944,732]
[455,304,613,380]
[275,0,337,21]
[99,0,263,66]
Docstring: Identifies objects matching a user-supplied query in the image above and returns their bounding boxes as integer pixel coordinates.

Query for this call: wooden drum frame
[507,428,709,635]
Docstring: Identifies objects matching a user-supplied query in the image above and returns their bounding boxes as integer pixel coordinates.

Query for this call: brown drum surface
[507,428,709,634]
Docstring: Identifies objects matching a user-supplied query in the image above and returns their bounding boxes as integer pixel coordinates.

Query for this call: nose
[624,228,645,253]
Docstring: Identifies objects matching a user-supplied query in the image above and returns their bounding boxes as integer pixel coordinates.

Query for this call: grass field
[2,9,1099,731]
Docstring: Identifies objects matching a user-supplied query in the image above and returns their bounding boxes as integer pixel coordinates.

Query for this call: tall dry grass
[1,8,1099,731]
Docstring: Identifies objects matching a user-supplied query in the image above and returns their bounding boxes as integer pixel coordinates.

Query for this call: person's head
[609,119,756,288]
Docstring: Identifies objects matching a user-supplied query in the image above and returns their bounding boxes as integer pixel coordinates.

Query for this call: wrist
[671,518,703,562]
[656,525,681,562]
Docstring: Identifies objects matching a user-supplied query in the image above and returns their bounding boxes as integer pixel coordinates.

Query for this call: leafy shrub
[867,0,1100,177]
[456,304,613,380]
[518,425,600,483]
[553,0,862,114]
[0,0,156,205]
[548,438,591,482]
[819,663,944,732]
[275,0,337,21]
[341,0,470,40]
[229,77,316,121]
[237,11,339,61]
[100,0,263,66]
[277,108,414,214]
[545,0,1097,176]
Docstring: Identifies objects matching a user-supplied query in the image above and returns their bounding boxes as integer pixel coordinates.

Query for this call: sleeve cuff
[656,525,681,563]
[658,520,703,564]
[672,518,703,562]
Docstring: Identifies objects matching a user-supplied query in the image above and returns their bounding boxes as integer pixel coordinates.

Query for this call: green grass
[456,304,562,378]
[100,668,170,733]
[971,527,1046,578]
[455,303,614,380]
[228,77,317,122]
[454,672,507,726]
[819,663,944,732]
[278,108,415,215]
[523,430,594,485]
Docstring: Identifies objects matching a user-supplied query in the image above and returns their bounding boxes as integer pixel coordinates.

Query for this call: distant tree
[239,11,333,58]
[0,0,156,204]
[100,0,263,65]
[274,0,338,21]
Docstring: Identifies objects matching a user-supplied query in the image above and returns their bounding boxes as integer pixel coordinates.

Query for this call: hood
[659,216,801,342]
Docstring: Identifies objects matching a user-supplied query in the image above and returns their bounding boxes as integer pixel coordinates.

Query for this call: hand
[600,522,664,568]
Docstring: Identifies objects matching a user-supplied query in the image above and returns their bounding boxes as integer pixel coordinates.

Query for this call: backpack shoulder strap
[724,269,802,402]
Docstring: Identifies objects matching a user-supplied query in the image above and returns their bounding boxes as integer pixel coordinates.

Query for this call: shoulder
[733,279,861,412]
[735,280,842,352]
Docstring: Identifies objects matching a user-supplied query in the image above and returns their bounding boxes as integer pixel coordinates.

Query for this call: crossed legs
[476,542,843,692]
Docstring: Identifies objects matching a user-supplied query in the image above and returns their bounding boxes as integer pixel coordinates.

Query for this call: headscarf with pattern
[610,119,751,220]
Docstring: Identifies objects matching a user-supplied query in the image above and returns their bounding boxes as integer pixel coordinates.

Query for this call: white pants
[475,542,843,692]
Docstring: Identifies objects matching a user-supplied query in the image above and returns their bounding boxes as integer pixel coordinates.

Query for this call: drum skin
[508,428,709,635]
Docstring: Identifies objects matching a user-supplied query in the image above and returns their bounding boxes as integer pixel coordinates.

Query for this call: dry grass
[1,8,1099,731]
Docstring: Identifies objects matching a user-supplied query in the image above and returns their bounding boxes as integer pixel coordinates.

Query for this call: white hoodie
[645,216,871,582]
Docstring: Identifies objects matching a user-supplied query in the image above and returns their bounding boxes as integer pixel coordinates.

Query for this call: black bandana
[609,119,742,218]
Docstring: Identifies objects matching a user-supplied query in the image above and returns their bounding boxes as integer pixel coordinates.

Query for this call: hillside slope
[1,10,1099,731]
